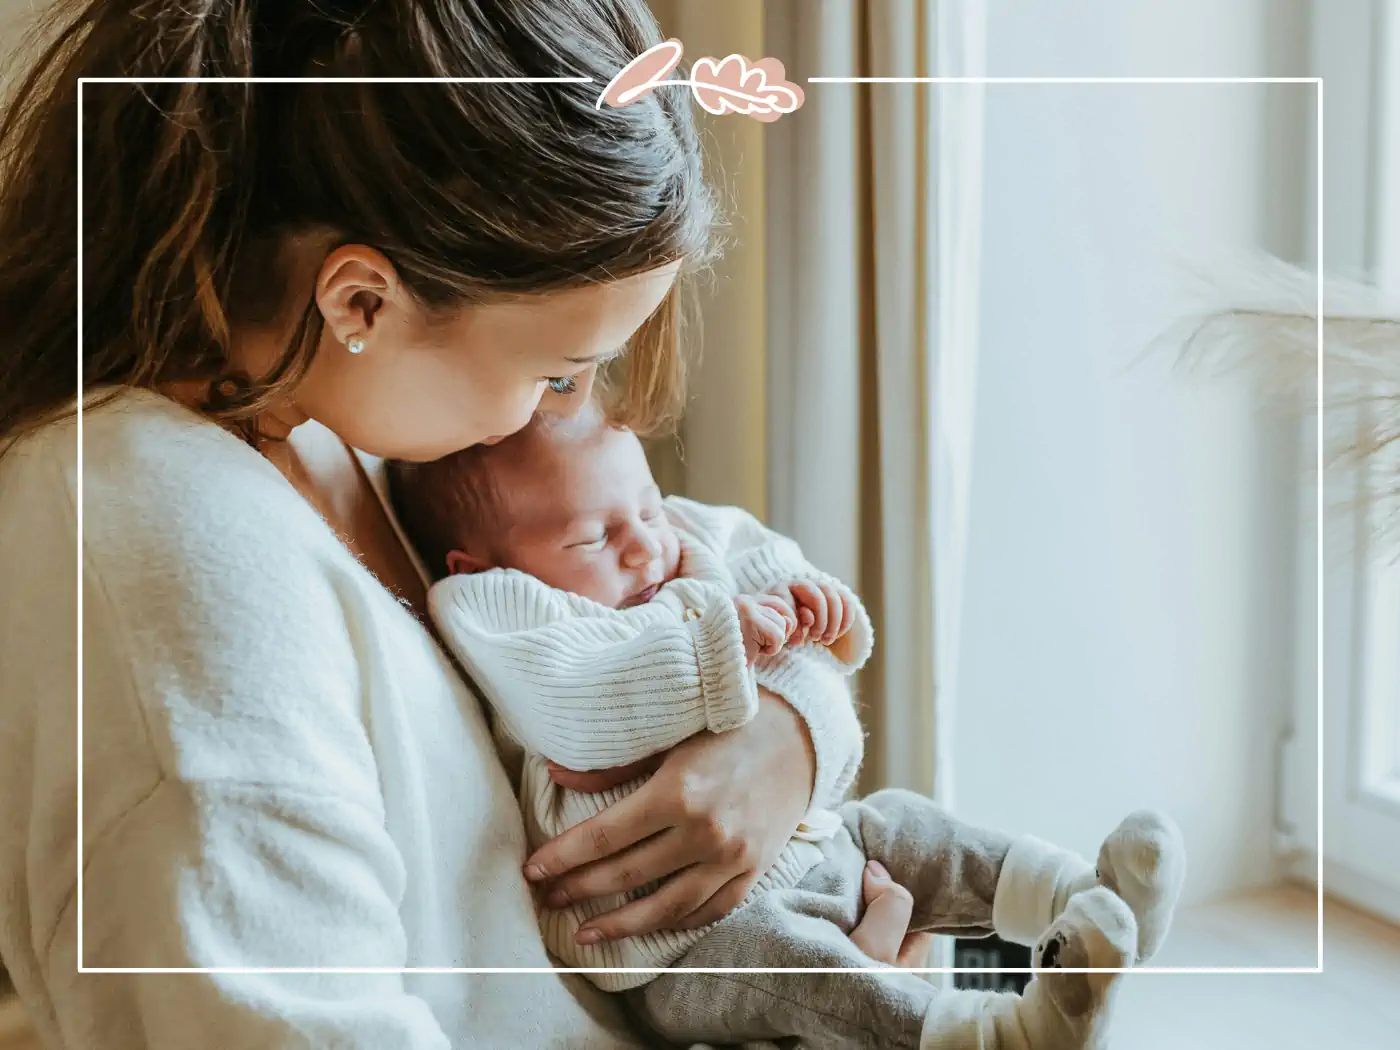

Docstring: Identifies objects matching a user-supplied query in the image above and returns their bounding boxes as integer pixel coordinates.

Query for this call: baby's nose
[622,530,661,566]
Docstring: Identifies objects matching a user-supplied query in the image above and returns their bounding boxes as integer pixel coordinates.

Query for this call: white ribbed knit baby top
[429,496,873,991]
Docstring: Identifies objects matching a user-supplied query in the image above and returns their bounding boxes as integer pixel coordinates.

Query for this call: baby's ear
[446,549,494,576]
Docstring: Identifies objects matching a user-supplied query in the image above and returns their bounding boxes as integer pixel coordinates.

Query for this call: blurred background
[2,1,1398,1049]
[638,0,1398,1045]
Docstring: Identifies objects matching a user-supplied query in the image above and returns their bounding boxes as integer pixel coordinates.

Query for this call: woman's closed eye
[545,375,578,395]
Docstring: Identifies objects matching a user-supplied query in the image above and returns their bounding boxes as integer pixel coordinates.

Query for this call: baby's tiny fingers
[819,583,844,644]
[793,581,828,640]
[757,594,799,637]
[760,610,789,654]
[836,590,857,640]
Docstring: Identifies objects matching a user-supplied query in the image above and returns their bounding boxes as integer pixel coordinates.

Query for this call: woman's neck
[160,376,309,444]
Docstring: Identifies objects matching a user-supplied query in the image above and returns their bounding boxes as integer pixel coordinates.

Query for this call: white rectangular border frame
[76,75,1324,976]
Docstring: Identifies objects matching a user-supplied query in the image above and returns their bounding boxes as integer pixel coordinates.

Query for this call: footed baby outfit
[430,497,1184,1049]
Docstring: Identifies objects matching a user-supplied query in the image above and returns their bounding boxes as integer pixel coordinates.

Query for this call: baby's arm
[663,497,873,806]
[429,570,757,771]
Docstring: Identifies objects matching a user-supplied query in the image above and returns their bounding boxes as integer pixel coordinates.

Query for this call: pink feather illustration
[596,40,804,124]
[597,39,684,109]
[690,55,804,122]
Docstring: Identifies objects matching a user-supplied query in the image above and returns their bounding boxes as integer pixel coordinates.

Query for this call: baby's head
[389,403,681,609]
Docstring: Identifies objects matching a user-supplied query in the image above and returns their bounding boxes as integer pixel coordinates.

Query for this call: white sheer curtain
[764,0,988,801]
[649,0,988,802]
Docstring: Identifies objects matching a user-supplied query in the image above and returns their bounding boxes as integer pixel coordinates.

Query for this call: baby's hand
[733,594,798,663]
[769,579,857,648]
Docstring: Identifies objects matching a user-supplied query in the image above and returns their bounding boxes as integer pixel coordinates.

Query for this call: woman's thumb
[849,860,915,966]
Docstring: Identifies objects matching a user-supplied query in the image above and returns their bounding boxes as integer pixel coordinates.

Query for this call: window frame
[1282,0,1400,926]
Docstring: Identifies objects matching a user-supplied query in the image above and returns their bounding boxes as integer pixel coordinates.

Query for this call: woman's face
[287,247,681,461]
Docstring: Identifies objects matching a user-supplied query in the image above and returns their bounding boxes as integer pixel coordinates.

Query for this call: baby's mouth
[623,582,661,608]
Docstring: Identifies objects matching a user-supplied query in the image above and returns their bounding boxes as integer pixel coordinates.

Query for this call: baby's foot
[1022,887,1136,1049]
[1094,810,1185,963]
[928,889,1135,1050]
[993,811,1185,964]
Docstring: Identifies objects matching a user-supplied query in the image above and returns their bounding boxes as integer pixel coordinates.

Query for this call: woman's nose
[502,389,547,440]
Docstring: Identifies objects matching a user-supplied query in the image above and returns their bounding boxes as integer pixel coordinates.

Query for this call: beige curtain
[647,0,987,802]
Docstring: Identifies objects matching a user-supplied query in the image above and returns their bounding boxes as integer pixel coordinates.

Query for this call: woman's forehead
[455,265,681,363]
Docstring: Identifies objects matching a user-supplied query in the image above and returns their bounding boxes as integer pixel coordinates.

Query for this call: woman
[0,2,924,1047]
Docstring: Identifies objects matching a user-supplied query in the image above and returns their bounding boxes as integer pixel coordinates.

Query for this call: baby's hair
[388,402,613,579]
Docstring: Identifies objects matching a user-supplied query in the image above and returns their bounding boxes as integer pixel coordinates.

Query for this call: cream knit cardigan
[429,496,872,990]
[1,390,667,1050]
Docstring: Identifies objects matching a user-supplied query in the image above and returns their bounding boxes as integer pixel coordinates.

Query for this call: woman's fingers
[524,788,668,881]
[541,829,693,908]
[576,861,734,943]
[670,871,755,931]
[897,931,936,969]
[849,860,916,965]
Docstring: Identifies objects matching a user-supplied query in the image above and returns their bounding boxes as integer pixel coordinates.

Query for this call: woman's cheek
[498,381,548,438]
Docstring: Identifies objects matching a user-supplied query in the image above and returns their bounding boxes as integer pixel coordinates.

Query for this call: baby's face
[487,426,681,609]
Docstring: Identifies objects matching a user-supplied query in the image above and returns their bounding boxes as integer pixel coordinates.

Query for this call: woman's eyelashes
[545,375,577,395]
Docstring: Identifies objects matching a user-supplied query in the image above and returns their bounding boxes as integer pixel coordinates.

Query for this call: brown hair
[387,402,613,578]
[0,0,715,453]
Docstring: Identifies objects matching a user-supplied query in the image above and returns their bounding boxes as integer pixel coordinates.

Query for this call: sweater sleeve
[16,449,452,1049]
[428,571,757,771]
[665,497,872,803]
[753,647,866,810]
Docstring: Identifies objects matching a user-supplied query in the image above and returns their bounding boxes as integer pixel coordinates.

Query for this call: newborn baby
[388,405,1185,1050]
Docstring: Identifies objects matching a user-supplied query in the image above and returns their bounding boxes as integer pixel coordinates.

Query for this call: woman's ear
[446,549,494,576]
[314,244,401,348]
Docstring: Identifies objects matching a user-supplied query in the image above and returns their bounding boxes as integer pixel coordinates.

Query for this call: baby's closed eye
[566,533,608,551]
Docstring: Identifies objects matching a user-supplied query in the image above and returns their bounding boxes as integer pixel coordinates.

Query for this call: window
[1281,0,1400,926]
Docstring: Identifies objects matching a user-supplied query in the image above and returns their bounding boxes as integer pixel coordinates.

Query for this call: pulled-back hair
[0,0,715,452]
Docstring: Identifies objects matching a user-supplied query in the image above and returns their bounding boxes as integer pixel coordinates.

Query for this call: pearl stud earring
[347,337,366,355]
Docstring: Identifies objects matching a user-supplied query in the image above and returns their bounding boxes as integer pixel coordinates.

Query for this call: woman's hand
[850,860,936,968]
[523,687,816,944]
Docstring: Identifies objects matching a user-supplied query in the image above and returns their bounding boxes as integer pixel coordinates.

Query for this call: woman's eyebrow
[564,345,625,366]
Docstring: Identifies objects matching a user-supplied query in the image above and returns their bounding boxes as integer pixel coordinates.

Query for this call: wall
[954,0,1311,905]
[584,0,1316,913]
[643,0,1314,906]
